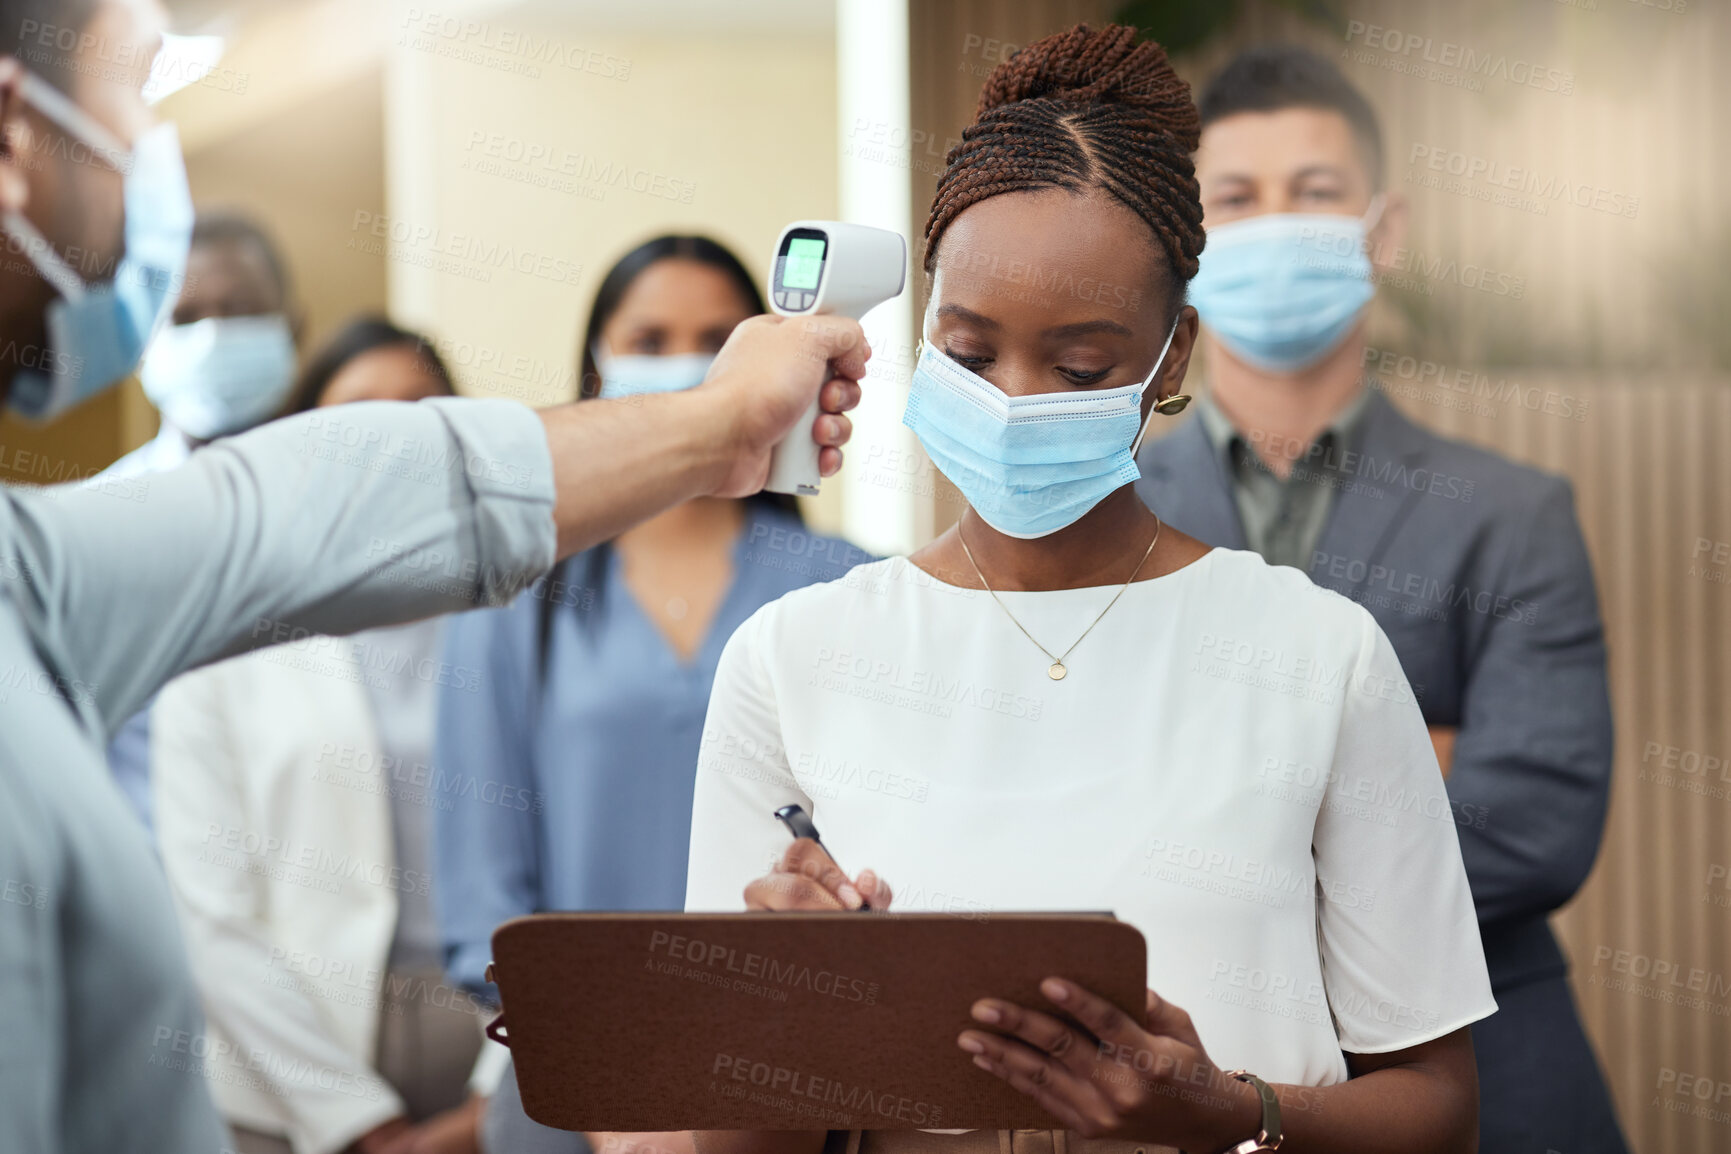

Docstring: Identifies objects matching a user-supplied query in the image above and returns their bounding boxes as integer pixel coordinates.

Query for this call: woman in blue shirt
[432,235,869,1002]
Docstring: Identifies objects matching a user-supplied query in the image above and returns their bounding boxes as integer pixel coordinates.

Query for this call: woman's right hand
[743,839,893,912]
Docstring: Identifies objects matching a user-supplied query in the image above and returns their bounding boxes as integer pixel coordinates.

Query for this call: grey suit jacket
[1136,388,1613,992]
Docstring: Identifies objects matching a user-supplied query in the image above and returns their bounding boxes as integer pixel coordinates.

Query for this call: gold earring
[1152,393,1192,416]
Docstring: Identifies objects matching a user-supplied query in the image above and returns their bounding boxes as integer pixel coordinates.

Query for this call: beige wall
[178,69,389,354]
[381,14,838,410]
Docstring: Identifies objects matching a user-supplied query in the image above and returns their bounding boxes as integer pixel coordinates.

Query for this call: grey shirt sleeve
[0,396,556,735]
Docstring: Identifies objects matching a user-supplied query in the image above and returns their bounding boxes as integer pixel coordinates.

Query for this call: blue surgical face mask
[1186,198,1383,373]
[592,343,715,400]
[902,318,1180,539]
[140,314,298,439]
[4,71,194,420]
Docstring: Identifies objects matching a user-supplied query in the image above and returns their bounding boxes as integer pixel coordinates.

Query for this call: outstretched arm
[4,314,865,733]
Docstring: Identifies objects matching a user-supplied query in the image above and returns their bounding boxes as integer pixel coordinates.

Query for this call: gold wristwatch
[1220,1069,1282,1153]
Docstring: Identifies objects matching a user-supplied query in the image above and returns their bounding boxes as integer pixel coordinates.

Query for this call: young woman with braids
[686,25,1493,1154]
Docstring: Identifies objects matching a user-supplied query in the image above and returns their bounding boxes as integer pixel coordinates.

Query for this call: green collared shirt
[1195,388,1373,571]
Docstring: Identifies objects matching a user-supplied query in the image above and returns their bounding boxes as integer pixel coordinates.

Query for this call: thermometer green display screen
[782,237,826,290]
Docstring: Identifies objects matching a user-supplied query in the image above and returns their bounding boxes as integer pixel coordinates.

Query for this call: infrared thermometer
[764,221,908,495]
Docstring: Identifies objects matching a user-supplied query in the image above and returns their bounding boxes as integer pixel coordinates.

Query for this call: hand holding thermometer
[772,803,873,910]
[764,221,908,495]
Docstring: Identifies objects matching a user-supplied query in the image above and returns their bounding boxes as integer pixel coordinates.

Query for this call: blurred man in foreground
[0,2,864,1151]
[104,209,301,828]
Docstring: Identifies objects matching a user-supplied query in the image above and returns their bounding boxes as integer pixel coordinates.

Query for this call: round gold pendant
[1048,661,1067,681]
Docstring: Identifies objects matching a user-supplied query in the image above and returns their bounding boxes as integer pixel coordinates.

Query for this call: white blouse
[685,548,1495,1086]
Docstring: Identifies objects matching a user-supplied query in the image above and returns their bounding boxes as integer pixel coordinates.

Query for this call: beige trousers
[226,965,481,1152]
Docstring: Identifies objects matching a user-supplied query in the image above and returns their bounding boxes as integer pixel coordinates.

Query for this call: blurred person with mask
[107,209,298,476]
[0,2,867,1152]
[102,208,299,829]
[431,236,868,1154]
[152,318,492,1154]
[1133,44,1623,1154]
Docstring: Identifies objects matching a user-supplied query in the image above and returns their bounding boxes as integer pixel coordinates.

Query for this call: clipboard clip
[482,962,510,1046]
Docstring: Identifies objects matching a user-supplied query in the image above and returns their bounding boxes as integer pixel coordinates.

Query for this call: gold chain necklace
[957,516,1162,681]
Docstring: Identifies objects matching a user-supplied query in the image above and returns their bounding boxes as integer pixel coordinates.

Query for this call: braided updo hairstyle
[925,24,1206,312]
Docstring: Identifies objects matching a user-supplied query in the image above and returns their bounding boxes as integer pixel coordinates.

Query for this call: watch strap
[1221,1069,1282,1152]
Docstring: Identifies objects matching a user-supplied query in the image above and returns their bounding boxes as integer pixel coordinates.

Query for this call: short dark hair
[2,0,104,93]
[192,210,292,307]
[284,316,455,416]
[1199,44,1384,187]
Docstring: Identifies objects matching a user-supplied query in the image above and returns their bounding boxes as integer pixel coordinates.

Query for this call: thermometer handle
[764,396,823,496]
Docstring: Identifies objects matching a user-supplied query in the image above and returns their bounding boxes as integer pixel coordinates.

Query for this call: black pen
[772,804,872,911]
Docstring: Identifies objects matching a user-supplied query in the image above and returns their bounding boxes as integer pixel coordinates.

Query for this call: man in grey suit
[1136,46,1625,1154]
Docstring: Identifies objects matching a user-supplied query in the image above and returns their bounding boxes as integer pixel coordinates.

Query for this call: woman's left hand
[957,978,1262,1153]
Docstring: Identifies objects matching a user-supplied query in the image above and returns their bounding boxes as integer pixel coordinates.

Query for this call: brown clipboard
[485,911,1147,1132]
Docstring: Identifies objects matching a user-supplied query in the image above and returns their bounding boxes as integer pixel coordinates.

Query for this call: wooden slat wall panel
[1415,379,1731,1154]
